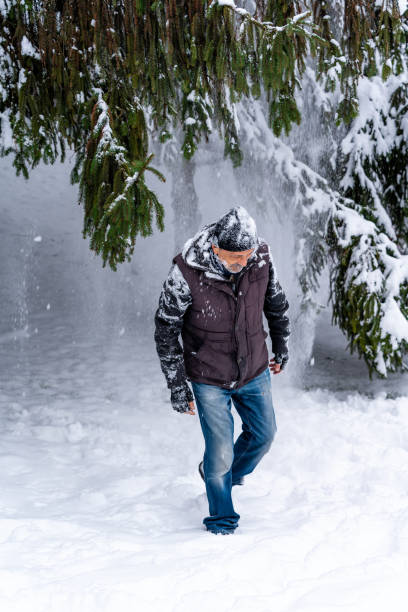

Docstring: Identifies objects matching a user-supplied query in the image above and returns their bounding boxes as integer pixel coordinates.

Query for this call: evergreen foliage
[1,0,408,376]
[328,3,408,378]
[0,0,371,268]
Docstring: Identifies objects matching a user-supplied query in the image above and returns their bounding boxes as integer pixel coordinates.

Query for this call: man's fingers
[185,401,196,414]
[269,360,281,375]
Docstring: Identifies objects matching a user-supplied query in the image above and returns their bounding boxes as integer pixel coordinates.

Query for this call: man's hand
[269,351,289,374]
[269,357,281,374]
[170,384,195,414]
[184,400,196,415]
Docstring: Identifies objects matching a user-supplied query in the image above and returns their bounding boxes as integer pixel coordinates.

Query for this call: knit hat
[213,206,258,252]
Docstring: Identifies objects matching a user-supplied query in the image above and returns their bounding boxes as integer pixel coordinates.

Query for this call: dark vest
[173,243,270,390]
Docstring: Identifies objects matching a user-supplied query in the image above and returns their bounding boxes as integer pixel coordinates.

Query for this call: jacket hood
[181,220,268,281]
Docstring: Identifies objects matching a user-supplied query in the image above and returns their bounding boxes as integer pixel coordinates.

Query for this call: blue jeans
[191,366,277,533]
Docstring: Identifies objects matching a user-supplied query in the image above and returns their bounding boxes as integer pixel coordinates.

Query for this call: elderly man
[154,206,290,535]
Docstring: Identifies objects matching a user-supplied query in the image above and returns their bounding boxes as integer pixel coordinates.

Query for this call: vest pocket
[198,329,232,343]
[193,334,238,382]
[182,326,238,381]
[195,346,239,382]
[183,323,233,343]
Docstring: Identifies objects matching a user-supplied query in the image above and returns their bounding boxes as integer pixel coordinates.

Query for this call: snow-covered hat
[213,206,258,252]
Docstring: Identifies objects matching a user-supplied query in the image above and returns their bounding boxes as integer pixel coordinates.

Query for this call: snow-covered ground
[2,317,408,612]
[2,155,408,611]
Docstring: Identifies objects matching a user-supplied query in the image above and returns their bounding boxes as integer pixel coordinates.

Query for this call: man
[154,206,290,535]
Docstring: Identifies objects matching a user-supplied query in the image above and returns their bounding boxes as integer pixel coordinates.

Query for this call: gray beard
[210,249,243,279]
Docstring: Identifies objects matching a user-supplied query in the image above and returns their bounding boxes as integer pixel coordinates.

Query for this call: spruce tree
[0,0,331,269]
[327,0,408,378]
[1,1,408,377]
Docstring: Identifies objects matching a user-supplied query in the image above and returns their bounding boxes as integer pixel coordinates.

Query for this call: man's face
[211,244,254,273]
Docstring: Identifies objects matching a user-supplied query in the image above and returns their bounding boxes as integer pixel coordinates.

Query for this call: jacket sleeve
[154,262,194,412]
[263,252,291,355]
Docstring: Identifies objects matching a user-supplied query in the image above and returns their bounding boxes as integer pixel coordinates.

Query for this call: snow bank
[1,323,408,611]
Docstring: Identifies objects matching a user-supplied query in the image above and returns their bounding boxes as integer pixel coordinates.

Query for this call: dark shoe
[198,460,205,481]
[206,527,235,535]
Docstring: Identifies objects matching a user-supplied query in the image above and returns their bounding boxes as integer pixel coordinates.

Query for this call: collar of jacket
[181,221,267,286]
[200,254,265,301]
[180,228,268,302]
